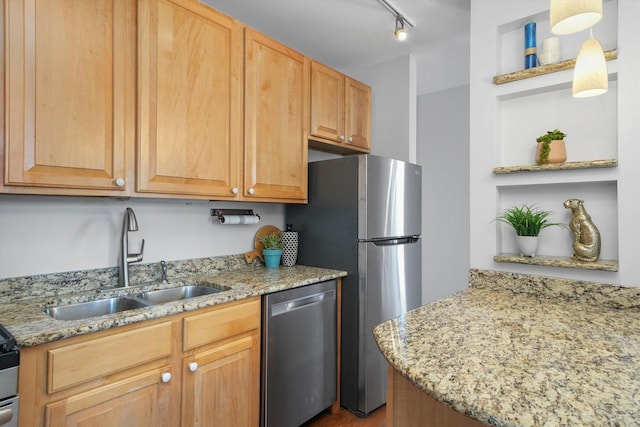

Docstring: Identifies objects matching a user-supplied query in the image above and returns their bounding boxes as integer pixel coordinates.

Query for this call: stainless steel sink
[136,285,223,305]
[44,296,150,321]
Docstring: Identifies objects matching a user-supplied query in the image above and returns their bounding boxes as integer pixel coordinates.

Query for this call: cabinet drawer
[183,298,260,351]
[47,322,173,393]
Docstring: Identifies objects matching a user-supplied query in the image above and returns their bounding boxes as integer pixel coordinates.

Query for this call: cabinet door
[244,29,309,202]
[45,367,175,427]
[345,78,372,150]
[4,0,134,192]
[137,0,243,198]
[310,61,344,143]
[182,334,260,427]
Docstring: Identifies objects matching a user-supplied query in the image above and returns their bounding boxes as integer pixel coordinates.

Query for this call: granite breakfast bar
[374,269,640,427]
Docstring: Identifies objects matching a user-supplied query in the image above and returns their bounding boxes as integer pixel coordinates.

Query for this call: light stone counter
[373,269,640,427]
[0,254,346,348]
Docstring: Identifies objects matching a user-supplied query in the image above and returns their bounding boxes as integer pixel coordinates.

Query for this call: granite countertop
[374,269,640,427]
[0,257,346,348]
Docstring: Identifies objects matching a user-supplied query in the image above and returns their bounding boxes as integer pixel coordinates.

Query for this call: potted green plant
[259,233,282,268]
[494,204,565,257]
[535,129,567,165]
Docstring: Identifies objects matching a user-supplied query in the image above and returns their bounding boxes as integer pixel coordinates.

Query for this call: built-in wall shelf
[493,159,617,174]
[494,254,619,271]
[493,49,618,85]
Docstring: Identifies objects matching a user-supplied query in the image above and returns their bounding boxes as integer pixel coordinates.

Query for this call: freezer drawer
[262,280,337,427]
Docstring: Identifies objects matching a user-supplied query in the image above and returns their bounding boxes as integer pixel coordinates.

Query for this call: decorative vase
[516,235,539,257]
[281,224,298,267]
[536,140,567,164]
[538,36,562,65]
[524,22,537,69]
[263,249,282,268]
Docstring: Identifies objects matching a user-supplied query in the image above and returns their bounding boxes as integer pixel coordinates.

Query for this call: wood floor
[303,405,386,427]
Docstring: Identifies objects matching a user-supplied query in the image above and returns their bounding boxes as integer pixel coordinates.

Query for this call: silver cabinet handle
[348,136,353,143]
[115,178,125,187]
[339,135,345,141]
[231,187,239,194]
[247,188,255,195]
[189,362,198,372]
[161,372,171,383]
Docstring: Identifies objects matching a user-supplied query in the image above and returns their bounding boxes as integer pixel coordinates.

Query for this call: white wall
[470,0,640,286]
[418,86,470,304]
[346,55,417,163]
[0,195,284,278]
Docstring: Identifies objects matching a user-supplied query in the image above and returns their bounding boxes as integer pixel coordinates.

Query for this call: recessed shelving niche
[495,181,618,271]
[497,77,618,169]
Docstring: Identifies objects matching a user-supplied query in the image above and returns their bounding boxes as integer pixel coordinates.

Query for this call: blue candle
[524,22,537,69]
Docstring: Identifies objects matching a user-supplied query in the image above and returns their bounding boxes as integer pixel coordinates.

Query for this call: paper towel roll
[219,215,260,225]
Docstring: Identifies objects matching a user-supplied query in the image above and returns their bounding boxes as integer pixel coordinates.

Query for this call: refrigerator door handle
[364,236,420,246]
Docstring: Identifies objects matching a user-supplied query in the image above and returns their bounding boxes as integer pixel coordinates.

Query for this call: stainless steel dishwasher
[262,279,337,427]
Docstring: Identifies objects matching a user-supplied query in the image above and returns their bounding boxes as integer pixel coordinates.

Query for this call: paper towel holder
[210,208,260,222]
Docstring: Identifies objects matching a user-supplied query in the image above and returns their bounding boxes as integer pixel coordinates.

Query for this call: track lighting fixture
[376,0,415,42]
[395,18,407,41]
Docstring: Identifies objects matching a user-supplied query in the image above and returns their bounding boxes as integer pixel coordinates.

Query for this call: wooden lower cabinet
[18,297,261,427]
[387,365,487,427]
[44,367,173,427]
[182,333,260,427]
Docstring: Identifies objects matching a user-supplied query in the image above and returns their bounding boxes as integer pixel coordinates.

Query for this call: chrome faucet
[160,260,168,283]
[119,207,144,287]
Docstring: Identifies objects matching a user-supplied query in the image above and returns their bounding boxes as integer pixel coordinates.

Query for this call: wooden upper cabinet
[309,60,371,153]
[345,77,371,150]
[4,0,135,192]
[244,28,309,203]
[137,0,243,198]
[310,62,345,143]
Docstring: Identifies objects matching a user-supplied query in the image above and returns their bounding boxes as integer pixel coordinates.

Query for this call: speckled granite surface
[374,269,640,427]
[0,254,346,348]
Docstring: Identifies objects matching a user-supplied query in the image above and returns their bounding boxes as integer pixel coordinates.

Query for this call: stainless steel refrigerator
[286,154,422,416]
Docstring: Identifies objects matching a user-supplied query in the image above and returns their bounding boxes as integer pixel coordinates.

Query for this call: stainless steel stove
[0,325,19,427]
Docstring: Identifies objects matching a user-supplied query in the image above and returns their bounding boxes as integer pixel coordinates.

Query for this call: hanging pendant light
[551,0,603,35]
[573,30,608,98]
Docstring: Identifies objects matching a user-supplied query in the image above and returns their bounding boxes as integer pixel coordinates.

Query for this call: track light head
[395,17,407,41]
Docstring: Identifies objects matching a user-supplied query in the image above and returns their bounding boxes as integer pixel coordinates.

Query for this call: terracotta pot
[535,139,567,164]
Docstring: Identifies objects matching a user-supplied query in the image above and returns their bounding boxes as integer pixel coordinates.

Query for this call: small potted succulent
[494,204,565,257]
[259,233,282,268]
[535,129,567,165]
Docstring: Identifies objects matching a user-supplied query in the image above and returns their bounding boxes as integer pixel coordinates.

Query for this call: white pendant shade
[551,0,603,35]
[573,37,608,98]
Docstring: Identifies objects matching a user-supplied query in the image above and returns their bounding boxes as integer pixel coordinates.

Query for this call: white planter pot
[516,235,539,257]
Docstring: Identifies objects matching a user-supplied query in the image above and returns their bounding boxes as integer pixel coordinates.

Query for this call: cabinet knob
[339,135,345,141]
[189,362,198,372]
[161,372,172,383]
[115,178,125,187]
[247,188,255,195]
[231,187,239,194]
[348,137,353,143]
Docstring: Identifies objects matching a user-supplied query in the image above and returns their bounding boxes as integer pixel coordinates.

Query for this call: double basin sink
[44,285,225,321]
